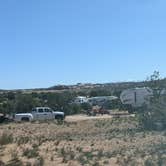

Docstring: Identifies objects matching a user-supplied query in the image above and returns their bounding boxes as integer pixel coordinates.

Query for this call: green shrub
[138,71,166,131]
[0,132,13,145]
[16,136,30,145]
[22,148,39,159]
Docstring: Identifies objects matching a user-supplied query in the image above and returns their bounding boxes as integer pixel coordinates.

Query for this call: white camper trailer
[88,96,118,106]
[74,96,88,104]
[120,87,153,112]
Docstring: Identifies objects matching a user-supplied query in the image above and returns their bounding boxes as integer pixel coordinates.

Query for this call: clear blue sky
[0,0,166,89]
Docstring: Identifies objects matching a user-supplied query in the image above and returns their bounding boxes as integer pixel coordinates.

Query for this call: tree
[66,104,82,115]
[14,94,41,113]
[89,89,112,97]
[139,71,166,130]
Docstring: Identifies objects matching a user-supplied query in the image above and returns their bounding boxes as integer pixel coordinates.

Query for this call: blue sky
[0,0,166,89]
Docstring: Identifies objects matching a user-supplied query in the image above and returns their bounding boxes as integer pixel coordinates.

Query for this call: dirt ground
[66,114,113,122]
[66,111,133,122]
[0,114,166,166]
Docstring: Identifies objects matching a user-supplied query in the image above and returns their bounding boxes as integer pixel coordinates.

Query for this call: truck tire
[128,109,134,114]
[21,117,30,122]
[127,104,135,114]
[0,116,5,123]
[55,115,64,121]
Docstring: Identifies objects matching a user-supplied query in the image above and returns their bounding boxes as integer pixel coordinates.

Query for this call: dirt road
[66,114,112,122]
[66,112,134,122]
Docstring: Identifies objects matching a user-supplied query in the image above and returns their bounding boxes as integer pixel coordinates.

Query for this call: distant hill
[48,81,146,91]
[1,78,166,94]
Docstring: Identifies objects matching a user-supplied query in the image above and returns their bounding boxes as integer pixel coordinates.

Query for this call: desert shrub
[96,150,104,159]
[76,147,83,153]
[81,103,92,111]
[22,148,39,159]
[16,136,30,145]
[34,156,44,166]
[59,147,75,163]
[138,95,166,130]
[0,132,13,145]
[84,151,94,160]
[157,154,166,166]
[95,120,108,128]
[77,154,88,165]
[144,158,156,166]
[67,104,82,115]
[138,71,166,130]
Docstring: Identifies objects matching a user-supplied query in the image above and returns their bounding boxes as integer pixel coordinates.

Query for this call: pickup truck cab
[14,107,65,122]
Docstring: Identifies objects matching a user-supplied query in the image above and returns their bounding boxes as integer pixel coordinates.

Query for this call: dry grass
[0,116,166,165]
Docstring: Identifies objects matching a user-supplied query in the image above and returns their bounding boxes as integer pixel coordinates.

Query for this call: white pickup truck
[14,107,65,122]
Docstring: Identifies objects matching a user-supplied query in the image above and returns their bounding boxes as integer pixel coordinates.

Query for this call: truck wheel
[128,106,134,114]
[0,116,5,123]
[128,109,134,114]
[21,117,30,122]
[55,115,64,121]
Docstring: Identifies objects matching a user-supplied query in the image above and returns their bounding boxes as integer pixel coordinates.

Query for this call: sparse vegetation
[0,116,165,165]
[138,71,166,131]
[22,147,39,159]
[0,132,13,145]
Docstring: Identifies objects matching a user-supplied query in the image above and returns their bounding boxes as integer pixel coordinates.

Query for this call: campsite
[1,0,166,165]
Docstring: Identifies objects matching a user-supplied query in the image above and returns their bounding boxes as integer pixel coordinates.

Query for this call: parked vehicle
[0,114,12,123]
[120,87,153,113]
[0,114,6,123]
[14,107,65,122]
[86,105,110,116]
[88,96,118,106]
[74,96,118,106]
[74,96,88,104]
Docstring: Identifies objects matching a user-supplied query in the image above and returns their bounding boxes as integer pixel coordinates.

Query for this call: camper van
[74,96,88,104]
[74,96,118,106]
[120,87,153,113]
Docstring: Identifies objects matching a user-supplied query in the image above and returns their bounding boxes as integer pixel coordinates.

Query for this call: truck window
[45,108,52,112]
[38,109,44,113]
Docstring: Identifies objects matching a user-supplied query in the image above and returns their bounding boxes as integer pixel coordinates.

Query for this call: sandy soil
[66,114,113,122]
[0,114,165,166]
[66,111,133,122]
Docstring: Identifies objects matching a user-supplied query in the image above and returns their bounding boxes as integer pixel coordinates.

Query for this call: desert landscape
[1,0,166,165]
[1,115,166,166]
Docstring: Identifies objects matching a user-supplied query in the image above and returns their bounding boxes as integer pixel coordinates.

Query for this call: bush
[81,103,92,111]
[0,132,13,145]
[138,71,166,130]
[22,148,39,159]
[67,104,82,115]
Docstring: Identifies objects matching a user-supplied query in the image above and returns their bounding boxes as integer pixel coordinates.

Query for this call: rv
[120,87,153,113]
[88,96,118,106]
[74,96,88,104]
[74,96,118,106]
